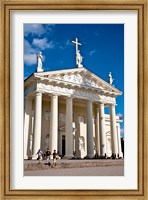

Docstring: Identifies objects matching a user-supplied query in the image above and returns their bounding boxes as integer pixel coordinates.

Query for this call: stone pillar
[50,95,58,154]
[32,92,42,159]
[96,107,101,156]
[86,101,94,158]
[65,97,73,158]
[117,125,123,158]
[24,97,32,159]
[99,102,106,157]
[110,104,118,158]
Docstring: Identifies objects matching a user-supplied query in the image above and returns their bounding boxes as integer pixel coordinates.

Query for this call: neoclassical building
[24,37,123,159]
[24,66,123,159]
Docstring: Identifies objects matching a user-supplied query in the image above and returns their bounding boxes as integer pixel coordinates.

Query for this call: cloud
[89,50,96,56]
[24,24,46,37]
[120,128,124,137]
[24,40,36,54]
[24,53,37,66]
[24,39,37,65]
[24,38,51,66]
[32,38,54,50]
[117,113,124,120]
[24,24,55,37]
[59,39,72,49]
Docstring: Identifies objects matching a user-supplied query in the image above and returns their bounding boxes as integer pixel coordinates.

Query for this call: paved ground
[24,159,124,176]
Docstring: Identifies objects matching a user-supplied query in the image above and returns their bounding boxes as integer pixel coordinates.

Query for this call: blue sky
[24,24,124,137]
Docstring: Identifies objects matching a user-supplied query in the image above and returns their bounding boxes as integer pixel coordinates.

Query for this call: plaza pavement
[24,159,124,176]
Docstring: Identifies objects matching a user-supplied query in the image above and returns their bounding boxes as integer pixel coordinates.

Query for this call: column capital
[66,96,73,100]
[99,101,105,105]
[35,91,42,96]
[109,103,116,107]
[87,100,93,104]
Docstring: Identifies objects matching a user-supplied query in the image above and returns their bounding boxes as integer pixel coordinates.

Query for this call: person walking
[36,149,43,161]
[52,150,57,166]
[45,148,51,166]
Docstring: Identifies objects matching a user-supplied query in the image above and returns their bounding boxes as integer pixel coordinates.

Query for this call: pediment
[33,67,122,95]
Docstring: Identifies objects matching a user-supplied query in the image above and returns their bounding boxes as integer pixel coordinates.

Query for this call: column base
[64,155,74,159]
[24,155,28,160]
[85,155,94,159]
[112,153,118,159]
[118,152,123,158]
[32,155,38,160]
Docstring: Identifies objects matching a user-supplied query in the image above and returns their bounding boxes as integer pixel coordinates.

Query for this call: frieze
[52,74,103,89]
[37,83,115,103]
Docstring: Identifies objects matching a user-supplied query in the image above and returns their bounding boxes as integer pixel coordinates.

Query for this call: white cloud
[24,24,46,37]
[89,50,96,56]
[117,113,124,119]
[24,53,37,66]
[24,40,36,54]
[24,38,50,66]
[120,128,124,134]
[32,38,54,50]
[24,24,55,37]
[59,39,72,49]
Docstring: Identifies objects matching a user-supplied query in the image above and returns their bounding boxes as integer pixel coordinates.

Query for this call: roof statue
[108,72,114,85]
[72,38,83,68]
[37,51,44,72]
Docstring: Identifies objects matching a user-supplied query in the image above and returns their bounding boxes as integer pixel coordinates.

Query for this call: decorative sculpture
[37,51,44,72]
[108,72,114,85]
[76,50,83,68]
[72,38,83,68]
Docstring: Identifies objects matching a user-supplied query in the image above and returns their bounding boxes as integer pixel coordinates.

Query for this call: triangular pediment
[32,67,122,96]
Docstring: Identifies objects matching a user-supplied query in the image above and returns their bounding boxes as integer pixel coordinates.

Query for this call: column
[110,104,118,158]
[96,107,101,156]
[65,97,74,158]
[50,95,58,154]
[32,92,42,159]
[86,101,94,158]
[117,125,123,158]
[99,102,106,157]
[24,97,32,159]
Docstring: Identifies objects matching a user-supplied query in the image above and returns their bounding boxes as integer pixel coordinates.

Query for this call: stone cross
[72,38,81,53]
[72,38,83,68]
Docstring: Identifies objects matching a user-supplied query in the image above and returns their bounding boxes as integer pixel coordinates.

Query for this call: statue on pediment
[72,38,83,68]
[76,50,83,68]
[37,51,44,72]
[108,72,114,85]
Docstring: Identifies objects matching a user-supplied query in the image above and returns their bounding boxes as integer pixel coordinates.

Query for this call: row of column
[95,103,123,158]
[24,92,122,159]
[24,92,74,159]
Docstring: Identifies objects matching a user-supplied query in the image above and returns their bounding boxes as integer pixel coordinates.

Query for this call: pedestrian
[52,150,57,166]
[45,148,51,166]
[36,149,43,161]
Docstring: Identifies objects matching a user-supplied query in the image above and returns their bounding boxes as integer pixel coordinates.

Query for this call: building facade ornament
[37,51,44,73]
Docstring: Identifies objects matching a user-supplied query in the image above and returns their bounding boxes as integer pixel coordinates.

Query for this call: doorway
[62,135,65,156]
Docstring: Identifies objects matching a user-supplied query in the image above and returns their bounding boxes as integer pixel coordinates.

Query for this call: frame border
[0,0,147,199]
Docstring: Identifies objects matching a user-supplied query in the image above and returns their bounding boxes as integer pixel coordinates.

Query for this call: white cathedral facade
[24,38,123,159]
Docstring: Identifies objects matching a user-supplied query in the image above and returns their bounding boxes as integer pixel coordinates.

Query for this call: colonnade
[24,91,122,159]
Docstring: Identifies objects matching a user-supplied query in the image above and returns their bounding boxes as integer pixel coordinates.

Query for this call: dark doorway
[62,135,65,156]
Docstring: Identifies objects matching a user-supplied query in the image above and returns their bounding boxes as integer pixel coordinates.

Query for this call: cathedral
[24,38,123,159]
